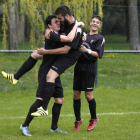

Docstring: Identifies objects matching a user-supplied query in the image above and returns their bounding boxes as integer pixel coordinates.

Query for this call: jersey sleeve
[49,31,61,42]
[65,27,83,49]
[94,36,105,59]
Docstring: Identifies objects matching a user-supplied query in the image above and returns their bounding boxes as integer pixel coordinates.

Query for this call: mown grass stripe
[0,111,140,119]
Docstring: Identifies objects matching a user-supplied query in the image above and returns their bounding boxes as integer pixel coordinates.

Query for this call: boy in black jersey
[73,15,105,131]
[17,15,83,136]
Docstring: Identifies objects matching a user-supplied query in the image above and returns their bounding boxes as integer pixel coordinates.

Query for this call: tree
[128,0,140,50]
[104,0,140,50]
[2,0,104,50]
[7,1,18,50]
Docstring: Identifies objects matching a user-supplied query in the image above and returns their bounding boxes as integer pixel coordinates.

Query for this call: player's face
[90,18,101,32]
[56,14,69,26]
[56,14,65,25]
[51,18,60,32]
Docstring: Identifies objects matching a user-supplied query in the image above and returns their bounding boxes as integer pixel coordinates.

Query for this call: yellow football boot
[1,71,18,85]
[31,106,48,117]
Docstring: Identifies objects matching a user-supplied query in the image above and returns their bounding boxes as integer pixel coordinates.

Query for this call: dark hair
[92,15,102,22]
[45,15,57,28]
[55,5,71,17]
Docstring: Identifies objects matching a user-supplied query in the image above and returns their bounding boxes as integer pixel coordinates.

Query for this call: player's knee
[74,92,81,100]
[46,73,56,82]
[55,98,64,104]
[59,98,64,104]
[31,50,38,59]
[85,94,93,101]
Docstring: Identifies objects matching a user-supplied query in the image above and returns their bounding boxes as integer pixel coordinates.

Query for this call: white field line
[0,112,140,120]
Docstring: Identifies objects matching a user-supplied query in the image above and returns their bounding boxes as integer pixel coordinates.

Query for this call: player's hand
[77,21,85,28]
[37,48,46,55]
[45,29,52,39]
[80,45,88,52]
[82,32,87,41]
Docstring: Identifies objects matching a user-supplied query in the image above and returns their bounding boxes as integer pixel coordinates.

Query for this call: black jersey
[60,19,83,59]
[39,32,64,74]
[78,33,105,63]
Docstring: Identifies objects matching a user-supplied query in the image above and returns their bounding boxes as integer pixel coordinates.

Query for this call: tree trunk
[17,15,25,43]
[128,0,140,50]
[16,1,25,43]
[8,2,18,50]
[125,7,129,42]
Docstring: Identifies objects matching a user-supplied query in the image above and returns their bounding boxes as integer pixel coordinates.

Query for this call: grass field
[0,42,140,139]
[0,88,140,140]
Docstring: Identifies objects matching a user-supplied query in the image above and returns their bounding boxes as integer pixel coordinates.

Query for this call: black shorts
[51,50,81,75]
[73,62,96,91]
[36,72,63,98]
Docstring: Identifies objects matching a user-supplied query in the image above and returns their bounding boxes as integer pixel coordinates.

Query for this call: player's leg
[42,54,78,110]
[85,91,96,119]
[20,98,43,136]
[50,98,67,133]
[31,72,60,117]
[41,53,73,111]
[2,50,43,85]
[50,78,67,133]
[85,91,98,131]
[83,67,98,130]
[19,72,47,136]
[31,72,49,117]
[51,98,64,130]
[73,63,83,131]
[14,50,43,79]
[41,69,59,110]
[73,90,83,131]
[73,90,81,121]
[36,54,77,114]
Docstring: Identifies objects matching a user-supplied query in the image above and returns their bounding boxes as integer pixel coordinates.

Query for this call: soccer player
[31,6,83,117]
[73,15,105,131]
[18,15,83,136]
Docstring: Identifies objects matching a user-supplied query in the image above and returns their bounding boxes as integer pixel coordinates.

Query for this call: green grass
[104,34,127,43]
[97,52,140,89]
[105,43,130,50]
[0,88,140,140]
[0,52,140,92]
[0,40,140,139]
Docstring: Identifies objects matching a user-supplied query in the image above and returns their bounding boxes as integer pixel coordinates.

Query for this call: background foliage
[1,0,104,49]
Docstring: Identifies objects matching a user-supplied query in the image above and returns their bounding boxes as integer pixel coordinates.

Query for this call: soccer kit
[36,32,64,98]
[50,20,83,75]
[36,19,83,113]
[73,33,105,91]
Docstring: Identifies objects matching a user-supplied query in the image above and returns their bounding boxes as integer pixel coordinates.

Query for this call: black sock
[51,103,62,130]
[14,56,37,80]
[73,99,81,121]
[22,99,42,127]
[42,82,55,110]
[88,98,96,119]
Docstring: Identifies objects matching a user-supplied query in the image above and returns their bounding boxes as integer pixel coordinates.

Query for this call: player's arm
[82,32,87,41]
[80,37,105,58]
[37,45,71,55]
[80,45,99,58]
[45,29,52,39]
[60,22,84,42]
[45,22,84,42]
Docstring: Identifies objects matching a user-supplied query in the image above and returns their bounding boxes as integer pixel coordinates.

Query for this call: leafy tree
[2,0,104,50]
